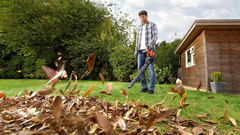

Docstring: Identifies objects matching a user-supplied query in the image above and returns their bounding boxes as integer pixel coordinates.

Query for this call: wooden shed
[174,19,240,94]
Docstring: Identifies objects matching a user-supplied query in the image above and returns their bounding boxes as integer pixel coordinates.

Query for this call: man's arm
[147,23,158,50]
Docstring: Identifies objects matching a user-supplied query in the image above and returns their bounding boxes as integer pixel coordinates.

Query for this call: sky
[93,0,240,42]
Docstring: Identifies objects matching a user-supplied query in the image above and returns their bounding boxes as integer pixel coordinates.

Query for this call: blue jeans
[137,50,156,91]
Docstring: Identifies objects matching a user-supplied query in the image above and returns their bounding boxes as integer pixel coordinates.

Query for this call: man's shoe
[147,90,154,94]
[141,88,148,93]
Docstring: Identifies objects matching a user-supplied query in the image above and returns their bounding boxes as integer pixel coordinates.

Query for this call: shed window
[185,46,195,68]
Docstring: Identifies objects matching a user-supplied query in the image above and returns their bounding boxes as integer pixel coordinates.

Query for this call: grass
[0,79,240,134]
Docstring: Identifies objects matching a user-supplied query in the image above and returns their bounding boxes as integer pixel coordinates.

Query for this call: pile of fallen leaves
[0,54,238,134]
[0,91,220,135]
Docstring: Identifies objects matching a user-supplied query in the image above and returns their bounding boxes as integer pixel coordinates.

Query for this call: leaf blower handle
[146,48,155,57]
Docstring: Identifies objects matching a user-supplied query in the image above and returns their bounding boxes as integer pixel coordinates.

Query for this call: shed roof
[174,19,240,54]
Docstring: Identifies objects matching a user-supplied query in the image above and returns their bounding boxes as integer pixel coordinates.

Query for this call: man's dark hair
[138,10,147,16]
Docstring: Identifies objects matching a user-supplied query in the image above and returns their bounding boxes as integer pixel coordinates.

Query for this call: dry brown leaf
[88,124,99,134]
[224,100,229,104]
[169,87,178,93]
[146,114,157,130]
[124,107,134,120]
[223,104,228,120]
[0,92,5,98]
[47,65,65,86]
[169,86,185,98]
[180,93,187,107]
[139,104,157,114]
[200,118,219,125]
[155,110,173,121]
[68,72,78,95]
[83,84,96,97]
[61,70,68,78]
[167,92,175,95]
[42,65,66,87]
[159,96,167,105]
[116,116,126,131]
[22,89,30,96]
[207,96,214,99]
[178,128,193,135]
[86,54,96,73]
[52,96,63,121]
[95,112,113,135]
[196,113,210,118]
[80,54,96,79]
[151,97,167,112]
[177,85,185,97]
[99,72,105,85]
[18,130,45,135]
[121,89,128,99]
[172,95,177,102]
[106,83,113,92]
[176,109,182,123]
[233,128,240,132]
[38,88,55,95]
[208,127,218,135]
[98,83,113,96]
[228,117,238,127]
[192,127,204,135]
[64,71,74,92]
[196,81,201,91]
[42,66,57,79]
[174,78,185,97]
[100,91,112,95]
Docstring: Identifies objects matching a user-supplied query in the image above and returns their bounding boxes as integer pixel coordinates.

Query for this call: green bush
[155,39,181,77]
[109,45,136,81]
[34,59,47,79]
[156,65,172,84]
[210,72,224,82]
[0,70,21,79]
[22,57,35,78]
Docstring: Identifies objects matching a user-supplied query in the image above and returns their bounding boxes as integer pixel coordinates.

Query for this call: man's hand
[146,48,155,56]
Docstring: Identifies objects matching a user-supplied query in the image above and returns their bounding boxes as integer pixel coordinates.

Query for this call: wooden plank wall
[181,32,206,90]
[206,29,240,93]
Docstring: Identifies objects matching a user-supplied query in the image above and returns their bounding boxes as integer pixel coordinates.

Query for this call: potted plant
[210,72,225,93]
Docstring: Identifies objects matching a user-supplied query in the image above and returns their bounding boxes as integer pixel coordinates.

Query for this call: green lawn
[0,79,240,134]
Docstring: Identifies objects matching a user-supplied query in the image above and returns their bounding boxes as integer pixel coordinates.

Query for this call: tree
[0,0,134,79]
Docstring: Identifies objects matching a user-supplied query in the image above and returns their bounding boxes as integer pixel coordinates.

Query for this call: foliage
[109,45,136,81]
[211,72,224,82]
[156,65,173,83]
[0,0,134,79]
[155,39,181,77]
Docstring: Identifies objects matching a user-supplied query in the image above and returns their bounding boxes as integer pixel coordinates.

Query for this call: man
[135,10,158,94]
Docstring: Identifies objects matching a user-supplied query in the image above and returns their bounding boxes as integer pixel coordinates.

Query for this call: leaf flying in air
[86,54,96,73]
[99,72,105,85]
[0,92,5,98]
[83,84,96,97]
[121,89,128,99]
[38,88,55,95]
